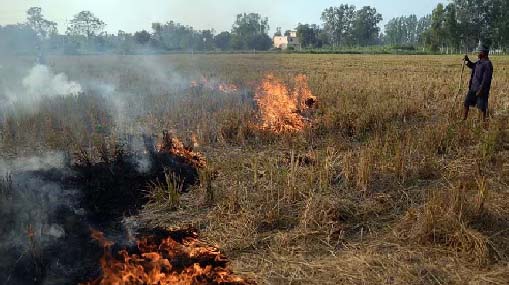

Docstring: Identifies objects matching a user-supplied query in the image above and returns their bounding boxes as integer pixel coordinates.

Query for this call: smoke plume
[2,64,82,112]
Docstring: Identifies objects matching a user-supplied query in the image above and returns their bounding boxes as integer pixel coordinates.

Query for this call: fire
[217,83,239,94]
[254,74,316,133]
[156,131,206,169]
[190,77,239,94]
[83,229,252,285]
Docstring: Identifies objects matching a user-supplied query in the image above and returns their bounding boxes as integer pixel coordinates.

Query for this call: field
[1,54,509,284]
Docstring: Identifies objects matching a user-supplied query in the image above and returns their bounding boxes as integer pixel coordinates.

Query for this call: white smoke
[22,64,82,99]
[0,152,79,284]
[2,64,82,110]
[0,152,65,176]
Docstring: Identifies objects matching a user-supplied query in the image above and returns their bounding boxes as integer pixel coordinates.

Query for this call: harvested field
[1,54,509,284]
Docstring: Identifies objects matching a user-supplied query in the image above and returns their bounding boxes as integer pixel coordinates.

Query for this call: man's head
[478,44,490,59]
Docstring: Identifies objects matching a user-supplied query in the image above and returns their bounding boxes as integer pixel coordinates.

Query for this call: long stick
[454,59,466,102]
[458,61,465,92]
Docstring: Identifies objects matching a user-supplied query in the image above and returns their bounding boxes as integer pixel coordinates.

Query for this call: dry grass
[2,54,509,284]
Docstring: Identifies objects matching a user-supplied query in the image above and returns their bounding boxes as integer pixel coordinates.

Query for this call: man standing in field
[463,44,494,121]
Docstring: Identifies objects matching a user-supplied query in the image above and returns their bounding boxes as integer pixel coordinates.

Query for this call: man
[463,44,494,121]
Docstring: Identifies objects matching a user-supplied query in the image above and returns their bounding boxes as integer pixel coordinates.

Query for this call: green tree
[385,15,418,46]
[429,3,447,51]
[444,4,460,52]
[351,6,383,46]
[26,7,57,39]
[214,31,232,50]
[231,13,271,50]
[453,0,498,49]
[321,4,356,47]
[493,0,509,49]
[134,30,151,45]
[197,30,215,51]
[66,11,105,39]
[416,15,432,47]
[296,24,322,48]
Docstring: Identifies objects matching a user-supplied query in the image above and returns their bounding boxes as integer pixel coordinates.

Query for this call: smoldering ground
[0,55,251,284]
[0,139,203,284]
[0,65,200,285]
[0,154,96,285]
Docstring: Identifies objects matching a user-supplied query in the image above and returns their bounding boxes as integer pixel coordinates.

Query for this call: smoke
[22,64,82,97]
[0,152,66,176]
[1,64,82,112]
[0,153,86,284]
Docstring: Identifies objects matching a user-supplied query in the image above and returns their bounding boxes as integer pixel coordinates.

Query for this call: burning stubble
[81,229,252,285]
[0,154,84,285]
[254,73,317,133]
[0,55,318,285]
[0,134,216,284]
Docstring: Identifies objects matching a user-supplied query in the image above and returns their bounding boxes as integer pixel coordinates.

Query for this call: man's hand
[476,90,482,97]
[463,55,470,62]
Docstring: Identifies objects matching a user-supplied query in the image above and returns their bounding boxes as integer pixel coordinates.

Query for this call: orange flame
[83,229,252,285]
[156,132,206,169]
[254,74,316,133]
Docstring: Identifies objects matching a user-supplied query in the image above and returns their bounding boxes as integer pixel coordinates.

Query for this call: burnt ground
[0,140,201,285]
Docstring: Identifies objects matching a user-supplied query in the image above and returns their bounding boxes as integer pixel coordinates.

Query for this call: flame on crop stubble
[254,74,316,133]
[190,77,239,94]
[83,229,252,285]
[156,131,207,169]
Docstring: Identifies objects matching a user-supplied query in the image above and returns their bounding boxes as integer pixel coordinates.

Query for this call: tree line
[384,0,508,52]
[0,1,507,55]
[0,9,273,54]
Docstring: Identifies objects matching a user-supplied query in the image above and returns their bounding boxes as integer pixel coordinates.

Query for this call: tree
[149,21,215,51]
[248,33,272,50]
[296,24,322,48]
[406,15,419,45]
[214,31,232,50]
[416,15,432,47]
[274,27,282,37]
[26,7,57,39]
[0,24,38,54]
[453,0,498,50]
[196,30,215,51]
[232,13,269,36]
[351,6,383,46]
[231,13,271,50]
[151,21,194,50]
[385,15,418,46]
[321,4,356,47]
[385,17,404,45]
[429,3,447,51]
[134,30,151,45]
[444,4,460,51]
[493,0,509,49]
[66,11,105,38]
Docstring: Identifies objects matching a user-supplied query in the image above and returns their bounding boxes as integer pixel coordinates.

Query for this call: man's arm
[464,55,475,69]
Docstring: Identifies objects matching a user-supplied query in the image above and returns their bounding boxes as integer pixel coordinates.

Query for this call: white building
[273,31,301,50]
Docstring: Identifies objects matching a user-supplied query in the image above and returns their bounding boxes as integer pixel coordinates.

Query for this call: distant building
[273,31,301,50]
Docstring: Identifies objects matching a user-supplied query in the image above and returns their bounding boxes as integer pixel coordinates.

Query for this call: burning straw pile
[254,74,317,133]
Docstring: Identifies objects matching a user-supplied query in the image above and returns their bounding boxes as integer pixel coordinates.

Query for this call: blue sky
[0,0,443,34]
